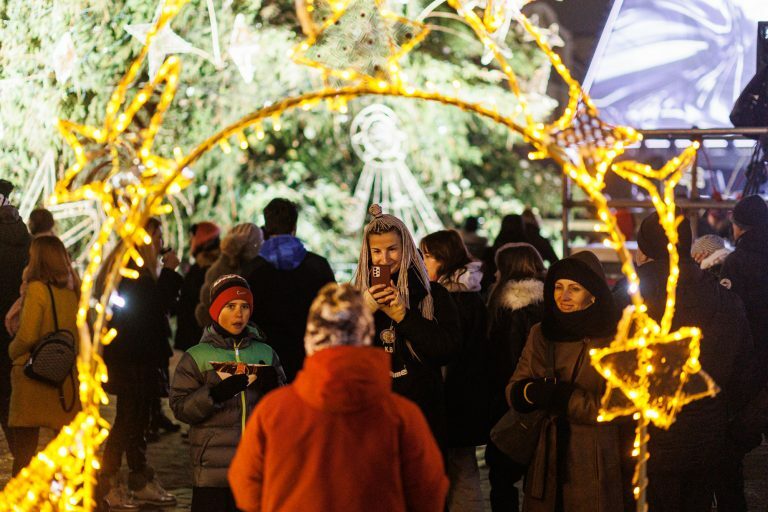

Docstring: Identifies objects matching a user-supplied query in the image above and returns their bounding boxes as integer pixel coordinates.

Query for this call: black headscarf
[541,252,618,342]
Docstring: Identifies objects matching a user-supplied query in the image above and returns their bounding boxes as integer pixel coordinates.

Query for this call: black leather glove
[210,374,248,403]
[511,378,556,412]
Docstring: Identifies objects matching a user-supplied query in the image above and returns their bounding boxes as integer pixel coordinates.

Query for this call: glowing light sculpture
[0,1,716,510]
[349,103,443,239]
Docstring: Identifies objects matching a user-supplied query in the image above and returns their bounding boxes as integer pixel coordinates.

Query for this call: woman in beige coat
[507,251,631,511]
[8,236,80,475]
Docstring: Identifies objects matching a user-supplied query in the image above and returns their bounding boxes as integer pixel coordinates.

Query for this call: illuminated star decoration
[291,0,430,87]
[544,100,640,182]
[589,144,718,504]
[228,13,261,83]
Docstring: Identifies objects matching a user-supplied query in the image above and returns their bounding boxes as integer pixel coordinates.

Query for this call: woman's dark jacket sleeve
[396,282,461,366]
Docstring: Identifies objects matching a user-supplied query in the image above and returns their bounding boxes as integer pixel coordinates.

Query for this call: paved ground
[0,350,766,511]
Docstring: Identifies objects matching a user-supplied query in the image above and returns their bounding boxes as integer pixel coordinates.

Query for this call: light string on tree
[0,0,714,510]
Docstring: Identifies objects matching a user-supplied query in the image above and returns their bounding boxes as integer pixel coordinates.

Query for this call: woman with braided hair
[353,204,461,447]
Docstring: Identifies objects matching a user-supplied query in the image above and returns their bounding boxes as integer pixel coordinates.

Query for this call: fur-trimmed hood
[497,278,544,311]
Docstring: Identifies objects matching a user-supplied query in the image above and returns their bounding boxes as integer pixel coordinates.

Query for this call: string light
[11,0,712,510]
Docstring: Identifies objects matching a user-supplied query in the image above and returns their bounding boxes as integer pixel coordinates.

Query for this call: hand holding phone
[370,264,391,287]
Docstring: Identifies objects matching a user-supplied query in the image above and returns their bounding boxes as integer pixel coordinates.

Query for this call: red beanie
[208,274,253,324]
[191,221,221,256]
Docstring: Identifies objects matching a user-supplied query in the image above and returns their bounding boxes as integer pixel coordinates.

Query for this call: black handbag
[730,65,768,131]
[489,340,555,465]
[24,284,77,412]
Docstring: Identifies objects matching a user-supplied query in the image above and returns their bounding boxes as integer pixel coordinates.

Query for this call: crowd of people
[2,174,768,511]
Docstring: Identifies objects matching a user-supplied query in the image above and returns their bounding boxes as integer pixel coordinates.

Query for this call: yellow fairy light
[15,1,713,511]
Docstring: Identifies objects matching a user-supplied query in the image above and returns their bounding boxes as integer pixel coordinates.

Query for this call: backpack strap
[45,283,60,332]
[45,283,75,413]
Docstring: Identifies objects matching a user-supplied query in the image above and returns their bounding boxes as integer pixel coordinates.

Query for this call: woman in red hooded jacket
[228,283,448,512]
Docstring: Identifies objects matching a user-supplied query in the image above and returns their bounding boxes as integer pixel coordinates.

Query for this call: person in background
[615,212,753,511]
[27,208,55,238]
[171,274,285,512]
[0,180,31,461]
[485,242,545,512]
[5,208,68,338]
[420,229,488,512]
[482,214,530,292]
[691,234,731,276]
[229,283,448,512]
[508,251,628,511]
[459,216,488,260]
[717,195,768,509]
[7,236,81,475]
[98,217,181,509]
[697,208,732,240]
[196,223,263,327]
[242,198,335,382]
[175,222,221,352]
[521,208,558,266]
[353,204,460,448]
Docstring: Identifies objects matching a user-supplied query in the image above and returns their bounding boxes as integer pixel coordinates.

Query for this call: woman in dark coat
[353,205,461,449]
[97,218,182,508]
[421,229,488,512]
[485,242,545,512]
[508,251,627,512]
[482,214,530,293]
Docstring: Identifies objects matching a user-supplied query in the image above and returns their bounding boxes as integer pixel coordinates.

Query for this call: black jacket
[444,290,490,447]
[104,268,183,394]
[174,263,208,351]
[721,225,768,363]
[241,252,335,382]
[614,259,753,472]
[525,224,558,266]
[0,206,30,348]
[487,278,544,424]
[372,277,461,447]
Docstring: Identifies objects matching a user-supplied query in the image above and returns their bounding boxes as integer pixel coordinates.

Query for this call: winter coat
[241,236,335,382]
[103,268,182,395]
[510,324,627,512]
[0,205,30,348]
[615,260,754,471]
[175,262,210,351]
[8,281,80,428]
[487,278,544,424]
[170,326,286,488]
[228,345,449,512]
[721,224,768,376]
[440,262,491,447]
[372,274,461,447]
[524,224,558,266]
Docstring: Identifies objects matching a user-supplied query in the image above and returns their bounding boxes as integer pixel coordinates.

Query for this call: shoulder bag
[489,340,555,465]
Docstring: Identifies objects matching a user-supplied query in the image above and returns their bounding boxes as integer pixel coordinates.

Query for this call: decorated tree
[1,0,563,270]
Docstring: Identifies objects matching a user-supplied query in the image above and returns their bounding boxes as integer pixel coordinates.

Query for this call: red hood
[293,346,391,413]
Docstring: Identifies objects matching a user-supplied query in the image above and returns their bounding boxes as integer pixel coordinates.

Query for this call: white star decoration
[52,32,78,83]
[124,22,199,80]
[228,14,260,83]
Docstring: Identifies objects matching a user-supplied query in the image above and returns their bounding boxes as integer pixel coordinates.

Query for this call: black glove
[210,374,248,403]
[511,378,556,412]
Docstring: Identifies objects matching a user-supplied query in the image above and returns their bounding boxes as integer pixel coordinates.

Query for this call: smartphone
[370,264,391,287]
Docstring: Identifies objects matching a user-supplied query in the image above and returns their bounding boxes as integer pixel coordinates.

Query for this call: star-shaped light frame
[290,0,430,88]
[4,0,713,510]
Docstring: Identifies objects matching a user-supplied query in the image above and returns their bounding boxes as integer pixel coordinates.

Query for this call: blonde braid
[353,205,434,320]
